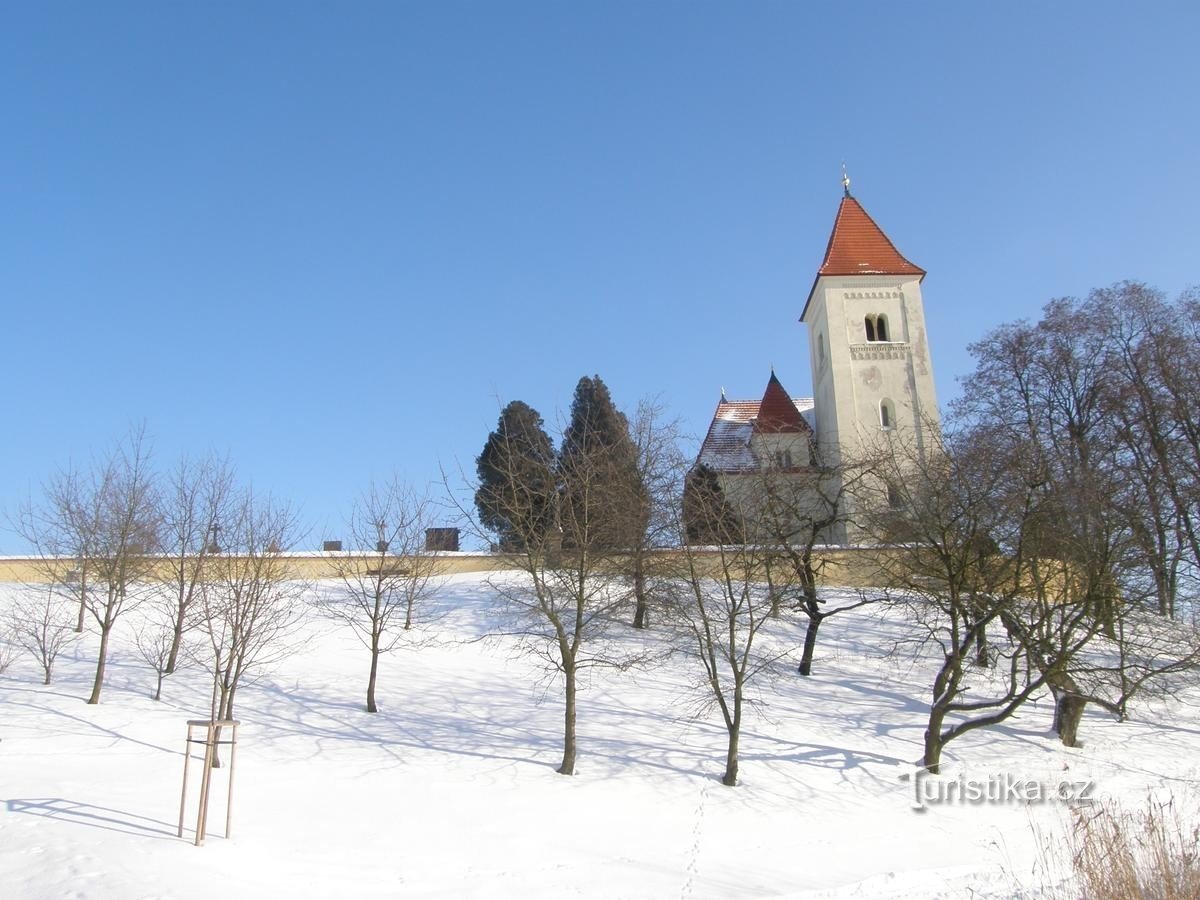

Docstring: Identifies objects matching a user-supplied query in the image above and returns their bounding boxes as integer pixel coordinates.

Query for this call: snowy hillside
[2,573,1197,898]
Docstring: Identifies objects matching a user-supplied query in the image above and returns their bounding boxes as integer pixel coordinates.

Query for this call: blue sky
[2,3,1196,549]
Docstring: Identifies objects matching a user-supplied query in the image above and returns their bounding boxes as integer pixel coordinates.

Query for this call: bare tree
[668,494,793,786]
[160,453,236,675]
[317,479,445,713]
[952,284,1200,746]
[16,428,161,704]
[749,447,883,675]
[9,585,79,685]
[0,630,16,676]
[625,398,688,630]
[871,428,1106,771]
[135,595,183,701]
[195,491,306,731]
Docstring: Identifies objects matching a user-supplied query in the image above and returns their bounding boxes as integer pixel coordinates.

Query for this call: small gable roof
[697,376,814,474]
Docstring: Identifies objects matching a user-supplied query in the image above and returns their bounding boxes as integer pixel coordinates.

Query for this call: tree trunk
[722,727,740,786]
[923,708,946,774]
[974,626,990,668]
[558,664,577,775]
[797,612,824,676]
[87,626,110,705]
[211,689,236,769]
[366,640,380,713]
[722,685,743,786]
[43,664,52,686]
[153,670,163,701]
[1055,693,1087,748]
[632,566,648,629]
[75,585,86,633]
[166,617,184,675]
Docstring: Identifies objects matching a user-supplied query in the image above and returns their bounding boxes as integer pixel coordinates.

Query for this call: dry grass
[1063,796,1200,900]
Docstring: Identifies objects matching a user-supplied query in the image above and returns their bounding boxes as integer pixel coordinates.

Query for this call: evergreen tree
[475,401,557,551]
[558,376,648,550]
[682,463,740,545]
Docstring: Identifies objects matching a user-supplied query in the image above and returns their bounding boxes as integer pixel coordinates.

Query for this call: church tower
[802,180,939,498]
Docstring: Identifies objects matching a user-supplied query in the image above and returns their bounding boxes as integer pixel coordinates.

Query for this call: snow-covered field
[3,573,1198,898]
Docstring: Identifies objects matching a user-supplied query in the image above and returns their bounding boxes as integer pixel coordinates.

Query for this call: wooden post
[195,721,215,846]
[179,719,240,846]
[177,721,194,838]
[225,724,238,838]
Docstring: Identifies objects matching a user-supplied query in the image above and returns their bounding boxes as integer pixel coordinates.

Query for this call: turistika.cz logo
[899,766,1097,812]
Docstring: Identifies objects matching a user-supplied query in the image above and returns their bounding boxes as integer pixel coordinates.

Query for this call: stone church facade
[693,183,940,544]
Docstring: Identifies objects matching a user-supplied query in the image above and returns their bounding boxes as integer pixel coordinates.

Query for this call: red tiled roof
[817,195,924,277]
[696,376,814,474]
[755,372,808,434]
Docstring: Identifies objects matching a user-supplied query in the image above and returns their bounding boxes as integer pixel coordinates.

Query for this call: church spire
[755,371,807,434]
[816,193,924,278]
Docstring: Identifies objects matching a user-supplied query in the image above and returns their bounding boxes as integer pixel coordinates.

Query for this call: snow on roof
[697,392,815,474]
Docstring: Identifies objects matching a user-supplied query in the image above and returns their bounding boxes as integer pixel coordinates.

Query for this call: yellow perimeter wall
[0,548,891,589]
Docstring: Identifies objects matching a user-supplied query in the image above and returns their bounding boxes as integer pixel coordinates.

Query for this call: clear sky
[2,2,1196,550]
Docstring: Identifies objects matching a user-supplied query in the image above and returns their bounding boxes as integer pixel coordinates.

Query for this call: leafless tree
[951,284,1200,747]
[16,427,161,704]
[160,453,237,675]
[625,398,689,630]
[9,585,79,685]
[869,427,1108,771]
[135,595,183,701]
[195,491,307,732]
[748,447,884,675]
[316,478,446,713]
[666,480,796,786]
[1093,283,1200,618]
[0,629,16,676]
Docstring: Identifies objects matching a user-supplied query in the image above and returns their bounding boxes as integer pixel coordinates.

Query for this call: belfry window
[865,314,890,342]
[880,399,894,430]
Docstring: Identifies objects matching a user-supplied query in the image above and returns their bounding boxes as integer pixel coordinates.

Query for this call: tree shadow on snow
[4,798,177,840]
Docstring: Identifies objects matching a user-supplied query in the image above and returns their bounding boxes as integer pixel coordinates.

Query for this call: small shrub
[0,632,16,675]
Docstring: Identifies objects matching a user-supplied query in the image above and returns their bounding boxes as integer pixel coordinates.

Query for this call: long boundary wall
[0,547,891,588]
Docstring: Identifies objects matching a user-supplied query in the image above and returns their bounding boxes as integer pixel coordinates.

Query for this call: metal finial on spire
[720,386,727,401]
[841,161,851,197]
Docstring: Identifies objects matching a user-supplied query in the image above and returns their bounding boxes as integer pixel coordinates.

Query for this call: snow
[2,573,1198,898]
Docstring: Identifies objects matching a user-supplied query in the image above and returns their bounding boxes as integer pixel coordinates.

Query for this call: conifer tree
[682,464,740,545]
[558,376,648,550]
[475,401,557,550]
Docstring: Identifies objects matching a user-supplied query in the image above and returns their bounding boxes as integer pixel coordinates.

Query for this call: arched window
[865,314,891,342]
[864,316,876,342]
[817,333,825,368]
[886,481,903,509]
[880,399,894,430]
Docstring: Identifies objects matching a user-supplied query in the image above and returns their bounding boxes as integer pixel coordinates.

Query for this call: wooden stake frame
[178,719,240,846]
